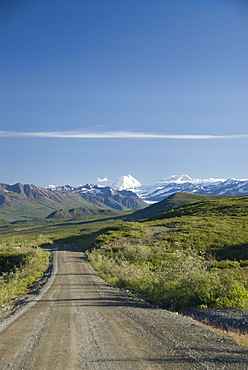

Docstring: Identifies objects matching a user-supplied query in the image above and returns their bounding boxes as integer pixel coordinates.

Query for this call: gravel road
[1,243,248,370]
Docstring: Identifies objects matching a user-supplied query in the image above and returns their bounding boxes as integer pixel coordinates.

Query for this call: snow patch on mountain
[47,185,56,190]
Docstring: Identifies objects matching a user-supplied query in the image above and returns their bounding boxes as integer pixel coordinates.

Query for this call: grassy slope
[126,193,211,220]
[151,196,248,219]
[87,196,248,309]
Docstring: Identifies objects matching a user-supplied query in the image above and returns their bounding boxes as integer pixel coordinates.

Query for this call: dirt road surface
[1,244,248,369]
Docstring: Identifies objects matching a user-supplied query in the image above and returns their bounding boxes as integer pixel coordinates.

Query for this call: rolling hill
[150,195,248,220]
[126,193,211,220]
[46,207,116,220]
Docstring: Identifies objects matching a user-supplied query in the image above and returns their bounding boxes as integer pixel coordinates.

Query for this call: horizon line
[0,130,248,140]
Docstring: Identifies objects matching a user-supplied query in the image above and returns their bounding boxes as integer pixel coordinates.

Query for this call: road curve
[0,243,248,370]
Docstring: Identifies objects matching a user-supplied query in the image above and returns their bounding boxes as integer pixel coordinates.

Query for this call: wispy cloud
[0,130,247,140]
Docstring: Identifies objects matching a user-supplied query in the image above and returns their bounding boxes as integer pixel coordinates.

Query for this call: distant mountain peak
[160,174,193,183]
[159,174,228,184]
[111,174,142,191]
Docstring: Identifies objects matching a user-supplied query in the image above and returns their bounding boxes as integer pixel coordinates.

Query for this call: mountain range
[1,174,248,221]
[0,182,146,221]
[110,174,248,202]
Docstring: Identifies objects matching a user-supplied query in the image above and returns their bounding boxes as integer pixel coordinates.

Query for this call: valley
[0,193,248,368]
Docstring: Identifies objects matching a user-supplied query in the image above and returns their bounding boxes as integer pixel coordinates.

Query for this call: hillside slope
[88,195,248,310]
[151,195,248,220]
[127,193,211,220]
[46,207,116,219]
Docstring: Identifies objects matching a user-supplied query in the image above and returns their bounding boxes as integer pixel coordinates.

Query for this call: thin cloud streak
[0,131,247,140]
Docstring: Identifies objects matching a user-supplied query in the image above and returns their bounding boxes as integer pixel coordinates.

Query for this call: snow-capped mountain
[46,182,146,210]
[135,175,248,202]
[46,174,248,205]
[160,174,194,183]
[111,174,142,191]
[159,174,226,184]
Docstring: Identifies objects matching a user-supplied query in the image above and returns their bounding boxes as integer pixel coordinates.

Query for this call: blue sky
[0,0,247,187]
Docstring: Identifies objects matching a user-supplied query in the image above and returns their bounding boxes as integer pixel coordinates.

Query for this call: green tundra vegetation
[0,241,50,305]
[0,196,248,310]
[87,196,248,310]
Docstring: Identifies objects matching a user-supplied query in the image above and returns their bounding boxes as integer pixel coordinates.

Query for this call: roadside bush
[214,274,248,309]
[0,246,50,305]
[88,241,248,310]
[158,272,248,310]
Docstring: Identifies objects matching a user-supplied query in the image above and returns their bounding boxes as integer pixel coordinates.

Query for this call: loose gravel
[181,308,248,334]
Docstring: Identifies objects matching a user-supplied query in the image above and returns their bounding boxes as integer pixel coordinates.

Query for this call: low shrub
[0,246,50,305]
[88,234,248,310]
